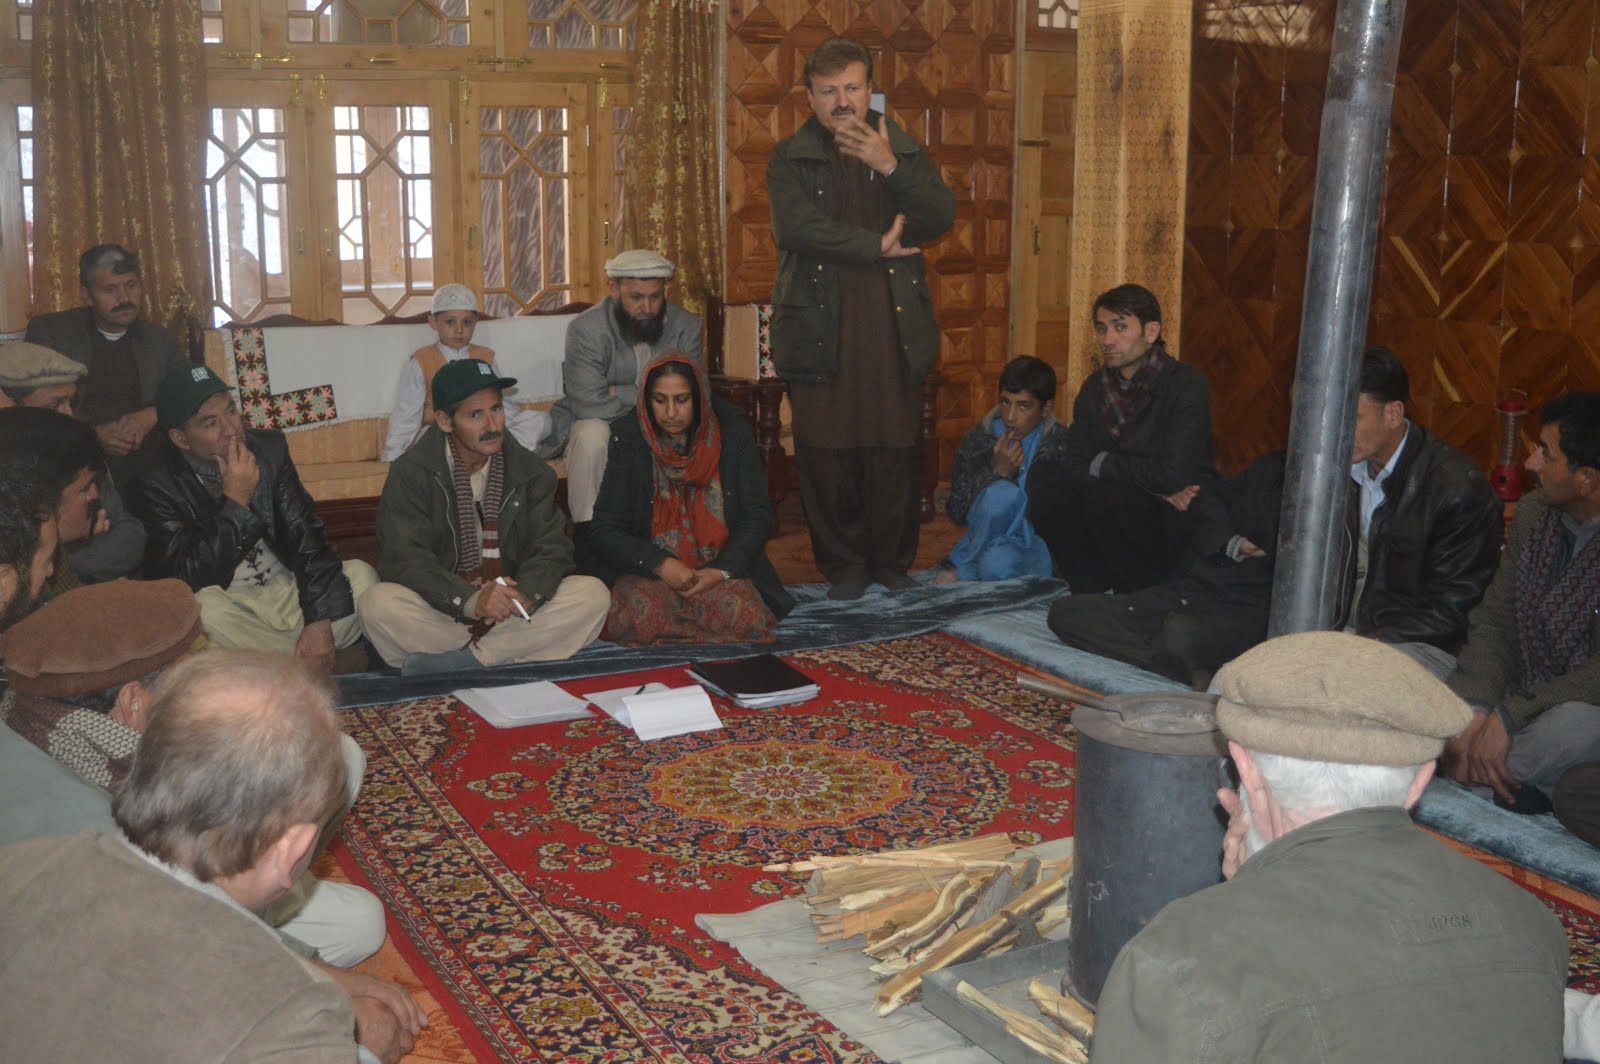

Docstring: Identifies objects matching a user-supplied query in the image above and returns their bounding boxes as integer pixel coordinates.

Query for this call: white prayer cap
[432,284,480,313]
[604,249,676,280]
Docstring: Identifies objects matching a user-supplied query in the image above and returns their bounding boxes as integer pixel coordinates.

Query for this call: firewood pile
[764,832,1081,1047]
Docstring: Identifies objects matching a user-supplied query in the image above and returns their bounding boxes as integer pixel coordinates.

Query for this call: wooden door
[1012,30,1076,412]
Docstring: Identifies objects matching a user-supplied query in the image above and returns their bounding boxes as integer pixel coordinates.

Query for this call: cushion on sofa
[296,461,392,501]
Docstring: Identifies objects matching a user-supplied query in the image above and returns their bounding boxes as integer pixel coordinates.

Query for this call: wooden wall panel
[725,0,1017,473]
[1185,0,1600,475]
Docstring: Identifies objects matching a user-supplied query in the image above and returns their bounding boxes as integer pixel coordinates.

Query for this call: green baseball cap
[156,364,232,429]
[432,358,517,413]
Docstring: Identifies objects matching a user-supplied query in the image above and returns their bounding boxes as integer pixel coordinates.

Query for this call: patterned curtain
[623,0,723,316]
[30,0,212,333]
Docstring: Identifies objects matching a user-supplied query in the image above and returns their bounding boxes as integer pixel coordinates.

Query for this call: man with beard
[767,37,955,599]
[1089,632,1567,1062]
[0,347,146,584]
[360,359,609,673]
[0,407,133,601]
[25,244,190,482]
[540,249,703,537]
[0,461,57,632]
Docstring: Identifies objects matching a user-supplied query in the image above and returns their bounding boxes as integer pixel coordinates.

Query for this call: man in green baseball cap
[127,364,377,674]
[360,358,608,674]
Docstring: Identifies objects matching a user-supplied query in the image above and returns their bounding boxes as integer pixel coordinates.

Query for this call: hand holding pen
[476,575,534,623]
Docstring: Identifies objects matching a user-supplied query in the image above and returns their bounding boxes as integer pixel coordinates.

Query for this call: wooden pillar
[1065,0,1192,404]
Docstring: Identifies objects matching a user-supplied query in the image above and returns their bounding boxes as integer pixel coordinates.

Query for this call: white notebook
[454,680,592,729]
[615,685,724,741]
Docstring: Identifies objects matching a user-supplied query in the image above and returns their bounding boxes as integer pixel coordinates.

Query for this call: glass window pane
[526,0,636,51]
[285,0,472,46]
[204,106,293,326]
[478,104,573,312]
[18,104,34,303]
[334,103,436,323]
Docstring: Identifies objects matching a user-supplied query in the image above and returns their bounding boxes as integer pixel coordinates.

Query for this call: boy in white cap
[539,249,703,536]
[380,284,551,461]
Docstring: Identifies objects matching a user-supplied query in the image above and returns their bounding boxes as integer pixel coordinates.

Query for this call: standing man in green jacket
[767,37,955,600]
[358,359,610,674]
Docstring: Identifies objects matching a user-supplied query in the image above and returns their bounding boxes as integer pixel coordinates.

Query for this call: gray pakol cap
[0,341,86,391]
[1214,630,1474,766]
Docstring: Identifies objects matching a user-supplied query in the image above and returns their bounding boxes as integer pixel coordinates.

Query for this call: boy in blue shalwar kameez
[938,356,1068,583]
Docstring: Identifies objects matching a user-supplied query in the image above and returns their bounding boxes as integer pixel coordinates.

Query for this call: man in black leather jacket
[1334,347,1502,669]
[128,365,375,674]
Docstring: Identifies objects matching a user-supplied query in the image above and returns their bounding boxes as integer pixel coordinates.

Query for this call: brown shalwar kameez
[789,141,922,584]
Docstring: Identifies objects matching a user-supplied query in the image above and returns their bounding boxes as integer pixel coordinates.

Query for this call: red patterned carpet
[333,633,1080,1063]
[334,631,1600,1063]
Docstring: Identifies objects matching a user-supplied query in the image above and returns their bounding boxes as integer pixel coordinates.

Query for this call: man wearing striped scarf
[359,359,609,675]
[1443,392,1600,816]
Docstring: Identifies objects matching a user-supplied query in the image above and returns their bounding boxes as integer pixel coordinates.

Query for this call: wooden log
[955,981,1089,1064]
[873,868,1070,1015]
[765,833,1015,874]
[864,870,984,960]
[1028,979,1095,1045]
[815,886,941,941]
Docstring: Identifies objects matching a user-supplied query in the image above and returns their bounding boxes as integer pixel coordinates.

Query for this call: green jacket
[765,112,955,383]
[1090,807,1566,1063]
[577,396,794,620]
[375,427,573,622]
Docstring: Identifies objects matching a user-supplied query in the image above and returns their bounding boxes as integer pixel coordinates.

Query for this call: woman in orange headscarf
[578,352,793,644]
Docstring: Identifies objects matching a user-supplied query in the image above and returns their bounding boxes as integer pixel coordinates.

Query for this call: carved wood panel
[725,0,1016,473]
[1184,0,1599,475]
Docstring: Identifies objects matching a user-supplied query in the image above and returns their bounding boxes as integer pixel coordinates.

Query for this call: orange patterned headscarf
[638,353,727,566]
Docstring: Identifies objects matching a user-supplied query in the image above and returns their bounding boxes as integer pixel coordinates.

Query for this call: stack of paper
[454,680,593,729]
[585,682,670,724]
[689,654,820,709]
[589,684,722,741]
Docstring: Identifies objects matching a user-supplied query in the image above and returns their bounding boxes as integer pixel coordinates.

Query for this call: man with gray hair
[0,580,389,974]
[25,244,190,480]
[0,651,425,1063]
[540,249,703,534]
[1090,631,1566,1062]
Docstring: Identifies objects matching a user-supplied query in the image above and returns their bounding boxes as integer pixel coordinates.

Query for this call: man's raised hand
[836,114,897,175]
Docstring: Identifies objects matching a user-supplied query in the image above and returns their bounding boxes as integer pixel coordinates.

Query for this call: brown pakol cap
[2,579,204,698]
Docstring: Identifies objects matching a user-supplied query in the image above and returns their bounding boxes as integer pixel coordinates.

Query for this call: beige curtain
[623,0,723,316]
[31,0,211,332]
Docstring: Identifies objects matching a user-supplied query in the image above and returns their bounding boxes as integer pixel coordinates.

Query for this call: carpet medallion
[334,633,1080,1062]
